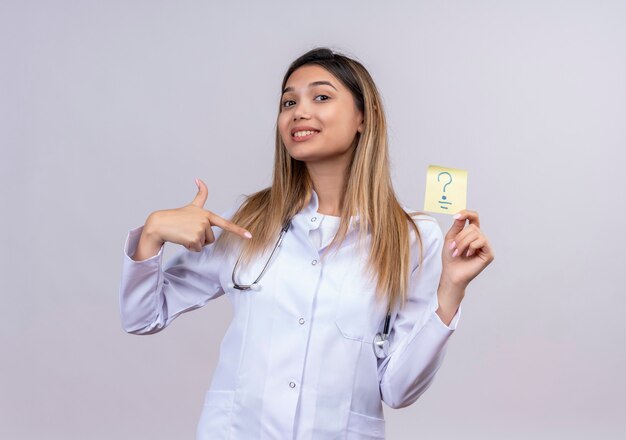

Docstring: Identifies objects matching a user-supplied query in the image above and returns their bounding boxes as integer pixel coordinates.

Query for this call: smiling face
[278,64,364,164]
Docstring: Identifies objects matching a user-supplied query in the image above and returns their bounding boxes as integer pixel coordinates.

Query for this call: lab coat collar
[295,189,361,231]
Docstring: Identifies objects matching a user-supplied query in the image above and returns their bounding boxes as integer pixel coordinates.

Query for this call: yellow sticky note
[423,165,468,215]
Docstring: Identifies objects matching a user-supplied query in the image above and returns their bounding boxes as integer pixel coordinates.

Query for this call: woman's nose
[292,101,311,120]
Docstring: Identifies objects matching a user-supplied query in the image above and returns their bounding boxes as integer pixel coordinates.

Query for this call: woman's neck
[306,160,349,217]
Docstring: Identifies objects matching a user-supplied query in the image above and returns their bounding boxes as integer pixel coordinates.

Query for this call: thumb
[190,177,208,208]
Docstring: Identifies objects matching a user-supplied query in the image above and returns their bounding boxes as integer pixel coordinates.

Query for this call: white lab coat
[119,189,460,439]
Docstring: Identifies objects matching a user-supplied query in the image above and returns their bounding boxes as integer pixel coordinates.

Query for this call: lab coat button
[289,381,296,388]
[299,318,305,325]
[311,259,317,265]
[311,217,317,222]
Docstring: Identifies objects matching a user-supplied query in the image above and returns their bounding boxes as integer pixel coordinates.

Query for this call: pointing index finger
[208,212,252,239]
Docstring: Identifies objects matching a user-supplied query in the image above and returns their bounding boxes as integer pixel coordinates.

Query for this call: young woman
[119,47,494,439]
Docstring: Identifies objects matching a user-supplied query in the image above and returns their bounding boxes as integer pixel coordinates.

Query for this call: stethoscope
[228,217,392,359]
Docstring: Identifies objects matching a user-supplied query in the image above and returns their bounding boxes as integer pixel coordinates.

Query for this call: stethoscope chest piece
[373,333,389,359]
[228,281,261,291]
[373,312,391,359]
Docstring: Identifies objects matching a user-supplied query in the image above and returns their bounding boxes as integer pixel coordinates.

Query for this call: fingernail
[453,213,461,220]
[449,241,456,250]
[244,231,252,239]
[452,249,459,257]
[466,249,471,257]
[194,178,200,188]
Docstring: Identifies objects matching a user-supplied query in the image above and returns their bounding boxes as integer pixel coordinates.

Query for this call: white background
[1,0,624,438]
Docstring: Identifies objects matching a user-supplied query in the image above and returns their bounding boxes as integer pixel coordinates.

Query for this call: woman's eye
[282,95,329,108]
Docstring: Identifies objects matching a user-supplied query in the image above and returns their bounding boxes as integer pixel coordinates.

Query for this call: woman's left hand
[441,209,495,290]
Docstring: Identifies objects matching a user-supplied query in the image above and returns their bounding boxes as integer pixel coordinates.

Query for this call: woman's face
[278,65,364,163]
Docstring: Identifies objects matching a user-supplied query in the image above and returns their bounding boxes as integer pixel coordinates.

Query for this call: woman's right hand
[132,178,252,261]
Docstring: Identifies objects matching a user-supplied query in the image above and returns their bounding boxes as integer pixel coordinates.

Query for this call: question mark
[437,172,453,210]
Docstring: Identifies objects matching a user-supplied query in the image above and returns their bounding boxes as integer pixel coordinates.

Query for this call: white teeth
[294,130,318,138]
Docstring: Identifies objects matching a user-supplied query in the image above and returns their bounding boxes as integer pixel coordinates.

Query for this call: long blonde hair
[214,47,428,312]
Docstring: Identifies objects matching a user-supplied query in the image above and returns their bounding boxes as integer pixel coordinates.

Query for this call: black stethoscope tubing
[230,217,391,358]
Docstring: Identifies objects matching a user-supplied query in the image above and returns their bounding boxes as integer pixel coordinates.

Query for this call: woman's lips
[292,131,319,142]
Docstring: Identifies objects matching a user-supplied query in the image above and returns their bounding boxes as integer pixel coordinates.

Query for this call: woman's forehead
[284,65,342,91]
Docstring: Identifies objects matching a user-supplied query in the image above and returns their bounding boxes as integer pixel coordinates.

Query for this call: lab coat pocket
[335,272,380,343]
[346,410,385,439]
[196,389,235,440]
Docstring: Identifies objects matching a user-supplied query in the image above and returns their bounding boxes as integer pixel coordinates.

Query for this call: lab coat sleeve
[378,217,461,409]
[118,204,239,335]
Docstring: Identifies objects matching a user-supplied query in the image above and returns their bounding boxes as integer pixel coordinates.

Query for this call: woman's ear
[357,111,364,133]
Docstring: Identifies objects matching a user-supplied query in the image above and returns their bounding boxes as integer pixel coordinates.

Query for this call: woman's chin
[288,153,317,163]
[285,142,354,163]
[285,147,317,162]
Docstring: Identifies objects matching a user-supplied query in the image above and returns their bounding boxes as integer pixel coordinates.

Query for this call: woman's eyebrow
[282,81,337,95]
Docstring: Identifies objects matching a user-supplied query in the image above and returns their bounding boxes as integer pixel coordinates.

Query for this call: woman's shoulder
[401,206,444,270]
[401,206,440,229]
[401,206,444,245]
